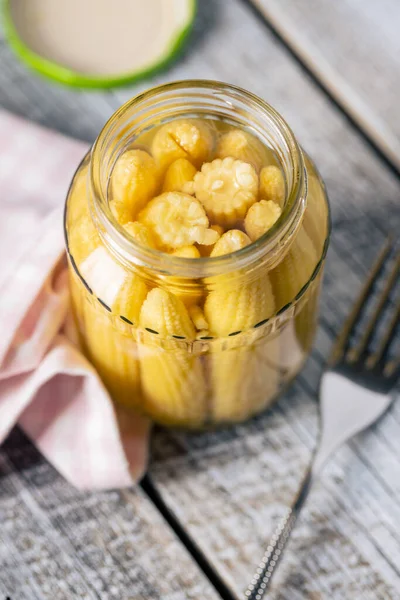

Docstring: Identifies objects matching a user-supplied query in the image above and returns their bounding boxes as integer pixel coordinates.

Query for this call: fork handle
[244,467,313,599]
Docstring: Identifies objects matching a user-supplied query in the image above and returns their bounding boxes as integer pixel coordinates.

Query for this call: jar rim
[90,79,306,278]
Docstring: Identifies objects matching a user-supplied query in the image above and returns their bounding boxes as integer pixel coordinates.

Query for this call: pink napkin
[0,111,150,489]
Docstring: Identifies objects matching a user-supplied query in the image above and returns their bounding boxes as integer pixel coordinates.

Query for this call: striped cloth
[0,111,149,489]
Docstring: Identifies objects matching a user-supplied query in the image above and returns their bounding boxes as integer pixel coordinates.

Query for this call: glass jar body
[64,82,330,428]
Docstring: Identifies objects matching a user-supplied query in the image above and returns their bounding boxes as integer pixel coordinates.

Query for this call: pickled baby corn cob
[205,273,275,337]
[169,246,204,307]
[67,167,101,266]
[259,165,286,206]
[269,225,317,309]
[78,248,146,410]
[215,128,273,171]
[112,275,148,327]
[244,200,282,241]
[210,224,224,237]
[139,289,207,425]
[123,221,156,249]
[80,243,149,326]
[138,192,219,249]
[171,245,201,258]
[193,157,258,227]
[164,278,203,308]
[81,294,142,410]
[152,119,214,172]
[162,158,197,193]
[205,278,277,421]
[197,224,224,257]
[269,225,318,352]
[68,214,100,267]
[205,232,278,421]
[111,149,159,223]
[302,155,329,255]
[210,229,251,257]
[111,200,136,226]
[189,305,208,330]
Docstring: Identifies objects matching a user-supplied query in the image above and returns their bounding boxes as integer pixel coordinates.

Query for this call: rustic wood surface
[251,0,400,170]
[0,0,400,598]
[0,429,219,600]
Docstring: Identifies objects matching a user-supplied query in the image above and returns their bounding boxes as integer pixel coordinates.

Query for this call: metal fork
[244,238,400,600]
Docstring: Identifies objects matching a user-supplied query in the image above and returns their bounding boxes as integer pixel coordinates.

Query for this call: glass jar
[64,80,330,428]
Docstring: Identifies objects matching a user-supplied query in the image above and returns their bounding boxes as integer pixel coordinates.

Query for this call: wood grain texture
[0,429,219,600]
[250,0,400,170]
[0,0,400,598]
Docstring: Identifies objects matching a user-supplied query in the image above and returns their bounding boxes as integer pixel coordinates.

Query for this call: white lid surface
[10,0,192,77]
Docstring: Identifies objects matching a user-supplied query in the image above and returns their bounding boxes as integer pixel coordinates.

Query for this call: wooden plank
[1,0,400,597]
[0,429,219,600]
[249,0,400,170]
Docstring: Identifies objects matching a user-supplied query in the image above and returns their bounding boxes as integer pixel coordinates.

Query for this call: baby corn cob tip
[205,271,277,422]
[123,221,156,249]
[162,158,198,193]
[259,165,285,206]
[244,200,282,241]
[193,157,258,227]
[171,245,202,258]
[210,229,251,257]
[197,224,225,256]
[216,128,273,171]
[68,216,101,267]
[112,275,148,326]
[139,192,218,249]
[152,119,214,173]
[140,288,196,338]
[139,288,207,425]
[205,273,275,337]
[111,149,159,222]
[189,305,209,331]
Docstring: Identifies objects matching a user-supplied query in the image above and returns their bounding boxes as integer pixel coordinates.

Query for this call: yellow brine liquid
[65,111,329,428]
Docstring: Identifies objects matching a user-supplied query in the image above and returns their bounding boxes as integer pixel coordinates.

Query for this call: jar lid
[3,0,196,88]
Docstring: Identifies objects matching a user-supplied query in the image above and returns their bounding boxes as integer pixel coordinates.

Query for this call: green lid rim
[1,0,197,89]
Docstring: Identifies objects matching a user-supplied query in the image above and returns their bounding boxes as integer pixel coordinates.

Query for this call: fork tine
[348,251,400,363]
[366,298,400,369]
[329,237,392,366]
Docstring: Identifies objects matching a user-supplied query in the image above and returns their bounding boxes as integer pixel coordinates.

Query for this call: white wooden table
[1,1,400,598]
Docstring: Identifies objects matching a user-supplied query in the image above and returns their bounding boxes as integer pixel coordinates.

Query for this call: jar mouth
[90,79,306,278]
